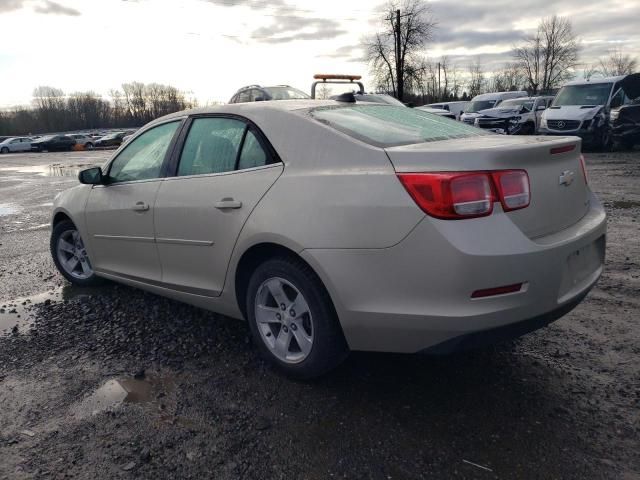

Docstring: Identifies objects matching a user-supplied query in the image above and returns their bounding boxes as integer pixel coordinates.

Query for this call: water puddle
[611,200,640,209]
[71,374,176,419]
[0,285,108,335]
[0,203,20,216]
[0,163,95,177]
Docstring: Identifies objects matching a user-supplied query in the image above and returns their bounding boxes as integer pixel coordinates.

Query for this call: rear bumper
[301,193,606,353]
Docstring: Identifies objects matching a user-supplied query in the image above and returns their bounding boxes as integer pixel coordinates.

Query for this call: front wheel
[0,147,8,154]
[246,256,349,379]
[85,142,94,150]
[50,220,102,286]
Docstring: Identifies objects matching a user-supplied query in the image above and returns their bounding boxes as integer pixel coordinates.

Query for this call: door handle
[132,201,149,212]
[214,198,242,210]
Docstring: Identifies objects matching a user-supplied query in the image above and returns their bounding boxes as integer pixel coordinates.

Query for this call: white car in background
[461,91,528,125]
[426,101,470,120]
[0,137,33,154]
[474,96,555,134]
[415,106,457,120]
[68,134,95,150]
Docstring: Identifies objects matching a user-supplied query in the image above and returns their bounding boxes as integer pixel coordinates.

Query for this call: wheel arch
[233,242,341,323]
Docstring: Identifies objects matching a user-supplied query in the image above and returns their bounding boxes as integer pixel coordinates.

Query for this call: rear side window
[238,130,268,170]
[178,118,245,176]
[310,105,487,148]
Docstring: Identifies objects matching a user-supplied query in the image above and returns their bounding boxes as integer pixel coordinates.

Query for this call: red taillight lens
[579,154,589,185]
[398,172,494,219]
[398,170,530,220]
[491,170,530,211]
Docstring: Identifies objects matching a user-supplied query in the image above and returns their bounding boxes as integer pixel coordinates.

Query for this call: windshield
[310,105,487,148]
[552,83,613,106]
[356,94,406,107]
[465,100,497,113]
[498,98,534,111]
[38,135,55,141]
[264,86,310,100]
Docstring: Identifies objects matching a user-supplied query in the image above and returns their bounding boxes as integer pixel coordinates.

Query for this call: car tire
[50,220,103,287]
[85,142,94,150]
[246,256,349,379]
[0,147,8,154]
[599,128,613,152]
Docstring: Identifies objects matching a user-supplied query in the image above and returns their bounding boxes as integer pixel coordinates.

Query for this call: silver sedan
[50,101,606,378]
[0,136,33,153]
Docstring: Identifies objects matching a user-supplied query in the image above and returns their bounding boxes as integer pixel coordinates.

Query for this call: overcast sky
[0,0,638,107]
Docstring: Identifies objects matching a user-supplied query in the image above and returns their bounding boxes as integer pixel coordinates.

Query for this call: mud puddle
[71,374,176,419]
[0,203,20,216]
[0,163,95,177]
[0,285,109,335]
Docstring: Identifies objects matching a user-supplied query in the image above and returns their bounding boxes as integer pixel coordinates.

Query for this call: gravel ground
[0,149,638,479]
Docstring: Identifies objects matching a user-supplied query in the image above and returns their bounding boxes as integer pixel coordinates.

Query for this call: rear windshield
[309,105,487,148]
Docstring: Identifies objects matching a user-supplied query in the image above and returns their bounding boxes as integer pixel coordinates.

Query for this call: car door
[19,138,31,152]
[8,138,21,152]
[153,116,283,296]
[85,120,183,283]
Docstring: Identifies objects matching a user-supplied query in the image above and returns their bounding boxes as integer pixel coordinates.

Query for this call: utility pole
[395,9,403,102]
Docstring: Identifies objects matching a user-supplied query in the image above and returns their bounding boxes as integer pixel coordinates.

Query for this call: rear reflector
[550,144,576,155]
[398,170,530,220]
[471,283,523,298]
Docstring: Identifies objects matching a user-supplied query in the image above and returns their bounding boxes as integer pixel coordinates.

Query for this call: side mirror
[537,105,546,111]
[79,167,103,185]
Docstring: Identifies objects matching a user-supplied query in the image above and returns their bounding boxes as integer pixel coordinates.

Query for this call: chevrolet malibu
[50,101,606,378]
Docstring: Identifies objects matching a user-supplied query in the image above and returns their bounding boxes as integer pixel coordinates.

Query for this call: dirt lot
[0,149,638,479]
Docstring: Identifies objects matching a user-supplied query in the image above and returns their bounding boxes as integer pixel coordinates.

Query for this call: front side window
[310,105,487,148]
[108,121,180,183]
[178,118,245,176]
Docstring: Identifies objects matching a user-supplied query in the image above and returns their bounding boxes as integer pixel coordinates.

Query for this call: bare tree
[316,84,332,100]
[514,16,579,94]
[598,49,638,76]
[32,86,65,131]
[363,0,436,101]
[467,59,485,98]
[489,62,525,92]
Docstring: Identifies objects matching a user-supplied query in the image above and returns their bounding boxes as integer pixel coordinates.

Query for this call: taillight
[579,154,589,184]
[398,170,530,220]
[492,170,530,211]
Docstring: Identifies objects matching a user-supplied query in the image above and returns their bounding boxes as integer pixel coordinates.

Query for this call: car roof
[471,91,528,100]
[563,75,627,86]
[153,100,337,125]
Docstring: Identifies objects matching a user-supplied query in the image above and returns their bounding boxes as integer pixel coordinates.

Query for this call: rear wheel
[246,256,349,379]
[51,220,102,286]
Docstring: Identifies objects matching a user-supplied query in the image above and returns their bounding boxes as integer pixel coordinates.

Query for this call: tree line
[364,0,638,104]
[0,82,196,136]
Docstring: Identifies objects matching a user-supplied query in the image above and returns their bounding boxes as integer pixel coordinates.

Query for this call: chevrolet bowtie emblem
[559,170,575,186]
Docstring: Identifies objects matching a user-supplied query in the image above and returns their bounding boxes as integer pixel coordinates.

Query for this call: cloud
[0,0,26,13]
[317,45,366,63]
[250,15,347,43]
[33,0,81,16]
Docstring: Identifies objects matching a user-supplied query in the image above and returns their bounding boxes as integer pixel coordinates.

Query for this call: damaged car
[540,73,640,150]
[474,96,554,135]
[610,73,640,150]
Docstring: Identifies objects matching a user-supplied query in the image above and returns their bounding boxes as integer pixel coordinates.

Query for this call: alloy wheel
[56,229,93,280]
[254,277,314,364]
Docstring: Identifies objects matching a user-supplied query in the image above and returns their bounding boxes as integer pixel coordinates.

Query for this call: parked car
[31,135,76,152]
[415,106,457,120]
[0,136,11,143]
[229,85,310,103]
[95,132,126,148]
[68,134,95,150]
[461,91,529,125]
[474,96,555,134]
[51,100,606,379]
[0,136,33,153]
[426,101,470,120]
[540,74,640,149]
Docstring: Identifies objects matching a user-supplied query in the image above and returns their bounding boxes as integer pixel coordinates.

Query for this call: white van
[539,75,639,149]
[460,91,528,125]
[425,101,470,120]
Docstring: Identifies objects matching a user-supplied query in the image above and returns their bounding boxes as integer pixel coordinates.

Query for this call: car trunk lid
[385,135,590,239]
